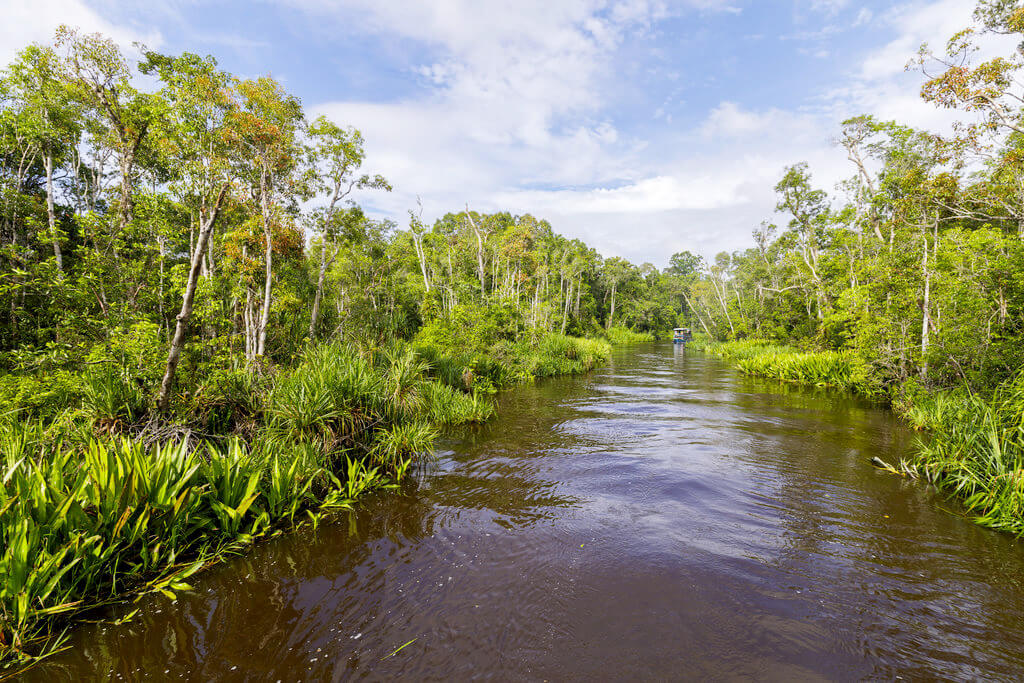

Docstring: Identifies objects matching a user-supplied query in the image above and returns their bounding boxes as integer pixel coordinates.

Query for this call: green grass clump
[414,331,611,393]
[691,338,872,393]
[0,420,392,669]
[604,326,655,345]
[904,370,1024,534]
[525,334,611,378]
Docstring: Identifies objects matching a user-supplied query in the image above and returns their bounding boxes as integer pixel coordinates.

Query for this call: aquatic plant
[693,338,872,393]
[0,418,393,671]
[905,370,1024,535]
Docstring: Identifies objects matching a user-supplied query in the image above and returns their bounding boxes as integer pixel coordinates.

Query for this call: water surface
[29,345,1024,680]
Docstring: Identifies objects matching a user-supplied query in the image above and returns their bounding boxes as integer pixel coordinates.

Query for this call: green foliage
[693,338,875,394]
[905,370,1024,535]
[81,364,149,428]
[604,326,656,344]
[0,415,398,669]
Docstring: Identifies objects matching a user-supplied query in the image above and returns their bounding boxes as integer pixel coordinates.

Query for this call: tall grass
[414,332,611,393]
[904,370,1024,535]
[604,326,655,344]
[691,338,872,393]
[0,420,393,669]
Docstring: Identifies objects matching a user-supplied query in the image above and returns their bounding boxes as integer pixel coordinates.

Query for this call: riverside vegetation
[0,27,652,670]
[4,0,1024,671]
[675,1,1024,538]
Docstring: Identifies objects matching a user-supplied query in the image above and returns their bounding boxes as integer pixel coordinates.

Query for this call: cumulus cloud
[303,0,1003,265]
[7,0,1007,266]
[0,0,161,65]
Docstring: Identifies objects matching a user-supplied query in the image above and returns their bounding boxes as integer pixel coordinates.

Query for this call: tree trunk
[156,183,230,412]
[920,221,933,380]
[257,171,273,357]
[309,242,337,339]
[466,208,487,298]
[561,279,573,335]
[412,232,430,292]
[682,290,712,337]
[606,282,617,329]
[43,153,63,273]
[117,149,135,233]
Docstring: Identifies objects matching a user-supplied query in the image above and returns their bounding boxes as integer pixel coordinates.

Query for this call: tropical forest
[3,0,1024,679]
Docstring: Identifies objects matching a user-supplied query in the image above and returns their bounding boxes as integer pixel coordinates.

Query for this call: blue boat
[673,327,692,345]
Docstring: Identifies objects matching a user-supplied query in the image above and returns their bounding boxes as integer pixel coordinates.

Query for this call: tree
[774,163,830,319]
[142,51,237,412]
[601,256,634,329]
[305,116,389,339]
[228,76,305,358]
[4,44,80,273]
[56,26,161,234]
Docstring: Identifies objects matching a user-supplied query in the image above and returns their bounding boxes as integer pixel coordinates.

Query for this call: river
[26,344,1024,680]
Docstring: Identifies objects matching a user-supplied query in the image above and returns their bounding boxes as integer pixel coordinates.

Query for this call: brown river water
[24,344,1024,681]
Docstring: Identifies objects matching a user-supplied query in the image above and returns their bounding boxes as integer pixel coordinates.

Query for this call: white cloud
[6,0,1009,267]
[853,8,873,27]
[0,0,161,66]
[307,0,1005,266]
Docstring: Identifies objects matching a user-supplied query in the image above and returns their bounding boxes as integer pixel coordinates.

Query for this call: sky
[0,0,988,267]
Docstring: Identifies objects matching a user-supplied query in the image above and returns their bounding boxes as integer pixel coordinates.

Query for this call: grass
[414,332,611,394]
[690,338,872,393]
[901,370,1024,535]
[0,340,499,672]
[0,422,393,669]
[694,336,1024,537]
[604,326,655,345]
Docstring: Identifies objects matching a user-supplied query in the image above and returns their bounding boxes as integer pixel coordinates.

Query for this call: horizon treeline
[0,26,681,416]
[680,1,1024,396]
[3,0,1024,417]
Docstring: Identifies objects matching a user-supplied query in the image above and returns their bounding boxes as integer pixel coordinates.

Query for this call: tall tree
[305,116,389,339]
[142,51,237,412]
[228,76,305,358]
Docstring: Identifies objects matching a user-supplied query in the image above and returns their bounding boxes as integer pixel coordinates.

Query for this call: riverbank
[23,341,1024,680]
[0,331,620,672]
[690,337,1024,537]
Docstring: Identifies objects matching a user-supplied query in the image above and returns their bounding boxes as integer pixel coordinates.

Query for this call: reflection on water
[28,345,1024,681]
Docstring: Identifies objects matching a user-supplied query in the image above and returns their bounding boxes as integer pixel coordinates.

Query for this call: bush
[907,369,1024,534]
[604,326,655,344]
[0,371,84,419]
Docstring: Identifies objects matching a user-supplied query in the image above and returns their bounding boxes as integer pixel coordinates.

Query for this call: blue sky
[0,0,985,266]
